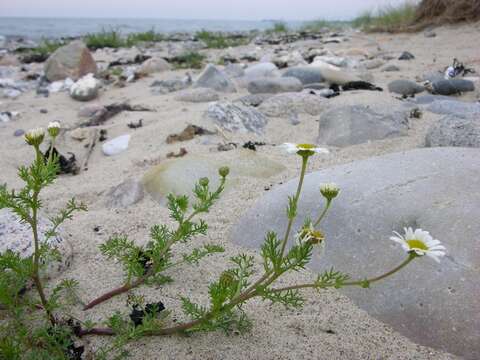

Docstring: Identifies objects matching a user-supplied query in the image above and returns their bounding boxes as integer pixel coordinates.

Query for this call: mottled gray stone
[317,105,409,147]
[247,77,303,94]
[388,80,424,96]
[282,66,324,85]
[429,79,475,95]
[259,92,328,117]
[398,51,415,60]
[203,101,267,135]
[150,78,189,94]
[0,208,73,278]
[174,88,219,103]
[426,100,480,117]
[224,63,245,78]
[425,115,480,148]
[194,64,236,93]
[244,62,279,78]
[382,64,400,72]
[231,147,480,359]
[235,94,272,107]
[106,179,144,208]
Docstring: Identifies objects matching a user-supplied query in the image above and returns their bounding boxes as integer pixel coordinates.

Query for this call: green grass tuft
[352,1,417,32]
[126,29,164,46]
[32,39,67,56]
[85,28,125,49]
[195,30,249,49]
[267,21,289,33]
[300,19,347,32]
[171,52,206,69]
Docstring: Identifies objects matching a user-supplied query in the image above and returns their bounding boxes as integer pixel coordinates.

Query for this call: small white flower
[390,227,446,263]
[47,121,61,137]
[295,223,325,246]
[320,182,340,201]
[282,143,329,156]
[24,127,45,146]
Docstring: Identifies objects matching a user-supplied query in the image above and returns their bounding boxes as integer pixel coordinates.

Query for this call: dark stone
[398,51,415,60]
[429,79,475,95]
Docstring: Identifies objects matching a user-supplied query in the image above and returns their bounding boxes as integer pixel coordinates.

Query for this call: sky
[0,0,411,21]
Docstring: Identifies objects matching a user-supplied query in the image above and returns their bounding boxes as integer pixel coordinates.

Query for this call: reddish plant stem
[83,277,145,310]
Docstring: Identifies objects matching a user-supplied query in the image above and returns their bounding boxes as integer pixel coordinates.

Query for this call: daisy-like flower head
[295,222,325,246]
[24,127,45,147]
[390,227,446,263]
[47,121,61,138]
[282,143,329,158]
[320,182,340,201]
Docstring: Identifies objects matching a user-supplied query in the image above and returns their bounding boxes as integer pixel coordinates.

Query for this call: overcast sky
[0,0,414,20]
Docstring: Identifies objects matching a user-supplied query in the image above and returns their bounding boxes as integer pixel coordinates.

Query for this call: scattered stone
[244,62,279,78]
[48,78,74,93]
[398,51,415,60]
[247,77,303,94]
[259,92,327,117]
[425,115,480,148]
[143,152,285,203]
[363,58,385,70]
[166,124,215,144]
[150,78,190,94]
[424,31,437,38]
[69,127,92,141]
[127,119,143,129]
[81,102,154,127]
[317,105,410,147]
[40,108,48,114]
[224,63,245,78]
[217,143,237,152]
[204,101,267,135]
[427,79,475,95]
[102,134,131,156]
[166,148,188,158]
[235,94,272,107]
[0,111,19,123]
[426,99,480,117]
[0,208,73,279]
[388,80,425,96]
[78,104,106,118]
[13,129,25,137]
[382,64,400,72]
[194,64,236,93]
[136,57,171,75]
[106,179,144,208]
[44,40,97,82]
[231,147,480,359]
[70,74,100,101]
[174,88,219,103]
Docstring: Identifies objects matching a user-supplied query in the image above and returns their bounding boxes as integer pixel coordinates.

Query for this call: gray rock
[136,57,171,75]
[231,147,480,359]
[13,129,25,137]
[78,104,106,118]
[151,78,189,94]
[0,208,73,279]
[244,62,279,78]
[235,94,272,107]
[194,64,236,93]
[102,134,130,156]
[424,31,437,38]
[398,51,415,60]
[429,79,475,95]
[44,40,97,82]
[259,92,328,117]
[426,99,480,117]
[382,65,400,72]
[174,88,219,103]
[224,63,245,78]
[69,74,100,101]
[282,66,324,85]
[388,80,425,96]
[363,58,385,70]
[203,101,267,135]
[106,179,144,208]
[247,77,303,94]
[410,94,453,105]
[317,105,409,147]
[425,115,480,147]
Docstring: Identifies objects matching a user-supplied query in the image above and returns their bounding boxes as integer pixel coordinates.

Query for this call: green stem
[314,199,331,228]
[279,155,309,259]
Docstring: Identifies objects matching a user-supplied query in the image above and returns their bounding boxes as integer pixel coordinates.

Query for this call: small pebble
[14,129,25,137]
[40,109,48,114]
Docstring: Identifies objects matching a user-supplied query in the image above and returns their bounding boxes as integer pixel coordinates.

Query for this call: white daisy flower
[47,121,61,138]
[295,223,325,246]
[390,227,446,263]
[320,182,340,201]
[24,127,45,147]
[282,143,329,156]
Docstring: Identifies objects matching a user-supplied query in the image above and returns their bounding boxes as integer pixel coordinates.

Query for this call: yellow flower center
[297,143,316,150]
[407,239,428,251]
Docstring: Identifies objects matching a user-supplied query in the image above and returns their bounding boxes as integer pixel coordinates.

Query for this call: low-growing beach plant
[195,30,249,49]
[352,1,417,32]
[171,51,206,69]
[84,28,125,50]
[267,21,289,34]
[0,126,447,358]
[125,29,164,46]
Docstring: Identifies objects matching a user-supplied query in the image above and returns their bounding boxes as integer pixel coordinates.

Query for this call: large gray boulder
[429,79,475,95]
[426,99,480,118]
[317,105,410,147]
[425,115,480,148]
[388,79,425,96]
[282,66,324,85]
[0,208,73,279]
[203,101,267,135]
[247,77,303,94]
[259,92,328,117]
[44,40,97,82]
[194,64,236,93]
[174,88,219,103]
[231,147,480,359]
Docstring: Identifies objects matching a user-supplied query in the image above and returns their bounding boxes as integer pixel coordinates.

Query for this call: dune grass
[195,30,249,49]
[126,29,164,46]
[171,51,206,69]
[300,19,347,32]
[267,21,289,34]
[85,28,165,49]
[32,39,67,56]
[352,1,417,32]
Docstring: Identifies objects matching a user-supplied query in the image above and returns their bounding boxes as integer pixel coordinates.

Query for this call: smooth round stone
[231,147,480,359]
[102,134,130,156]
[430,79,475,95]
[106,179,144,208]
[244,62,279,78]
[0,208,73,279]
[13,129,25,137]
[388,79,425,96]
[247,77,303,94]
[70,73,100,101]
[143,151,285,203]
[382,65,400,72]
[194,64,236,93]
[282,66,324,85]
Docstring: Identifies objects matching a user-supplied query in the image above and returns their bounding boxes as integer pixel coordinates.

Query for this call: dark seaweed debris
[242,141,266,151]
[129,302,166,327]
[81,103,154,127]
[44,147,79,175]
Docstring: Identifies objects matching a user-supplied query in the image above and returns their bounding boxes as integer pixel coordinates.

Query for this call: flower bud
[218,166,230,178]
[47,121,61,138]
[199,177,209,187]
[219,271,235,287]
[24,128,45,147]
[320,183,340,201]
